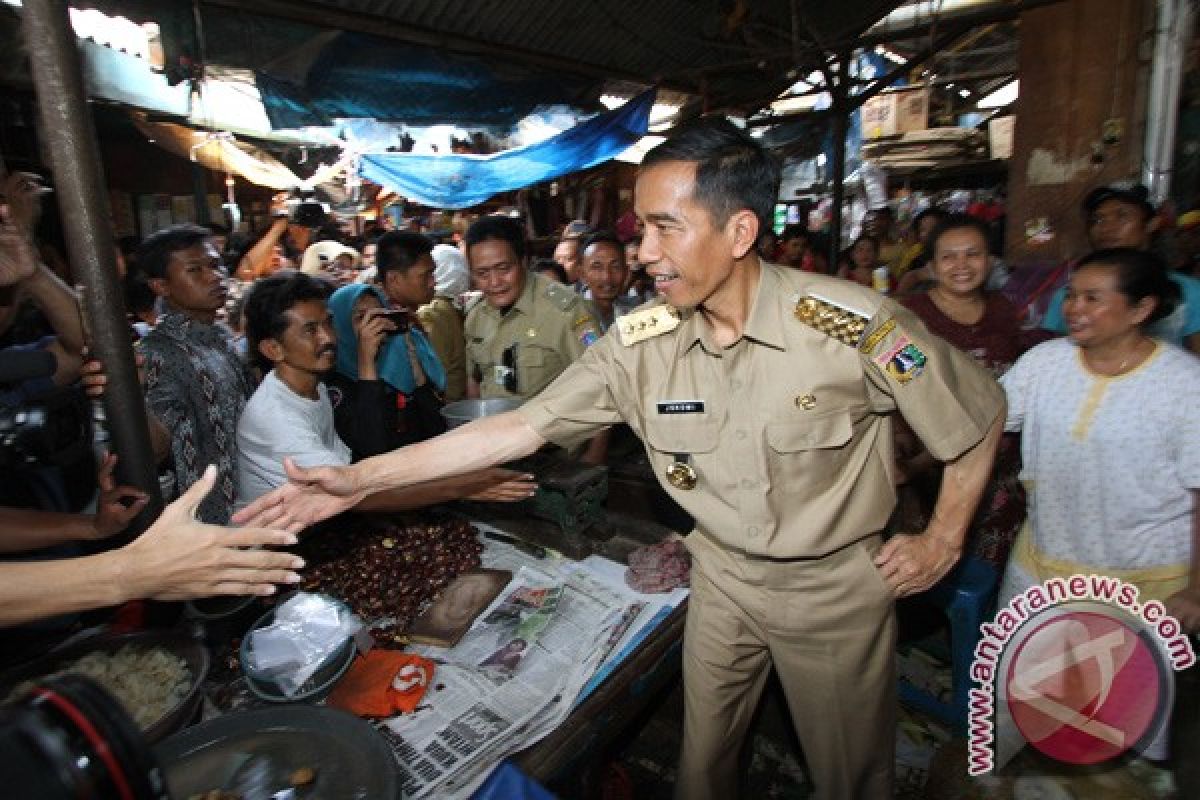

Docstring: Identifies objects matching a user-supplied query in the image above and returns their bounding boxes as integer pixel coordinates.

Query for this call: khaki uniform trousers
[675,532,897,800]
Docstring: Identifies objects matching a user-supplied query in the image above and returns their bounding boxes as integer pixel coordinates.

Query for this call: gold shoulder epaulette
[793,293,870,348]
[617,305,681,346]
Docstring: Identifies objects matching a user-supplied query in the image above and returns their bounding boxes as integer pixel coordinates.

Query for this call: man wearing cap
[1040,183,1200,353]
[237,120,1005,799]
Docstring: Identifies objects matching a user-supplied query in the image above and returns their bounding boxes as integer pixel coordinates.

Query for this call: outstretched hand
[465,468,537,503]
[0,211,38,288]
[874,530,962,597]
[232,458,366,533]
[119,465,305,601]
[1165,587,1200,634]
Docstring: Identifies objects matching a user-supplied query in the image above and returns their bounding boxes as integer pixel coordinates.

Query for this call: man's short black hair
[1083,183,1155,221]
[580,230,623,257]
[136,224,213,280]
[243,270,332,371]
[642,118,779,238]
[375,230,434,280]
[532,258,568,284]
[464,215,526,263]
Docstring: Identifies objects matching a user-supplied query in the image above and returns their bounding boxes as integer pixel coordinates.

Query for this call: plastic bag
[246,593,362,697]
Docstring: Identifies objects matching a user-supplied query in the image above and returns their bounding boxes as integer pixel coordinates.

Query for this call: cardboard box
[861,87,929,139]
[988,115,1016,159]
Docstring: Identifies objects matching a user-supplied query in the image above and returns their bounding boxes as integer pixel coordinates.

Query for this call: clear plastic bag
[246,593,362,697]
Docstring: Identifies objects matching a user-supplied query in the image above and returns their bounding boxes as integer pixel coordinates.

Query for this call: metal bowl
[0,630,210,744]
[155,706,399,800]
[239,601,357,704]
[440,397,524,429]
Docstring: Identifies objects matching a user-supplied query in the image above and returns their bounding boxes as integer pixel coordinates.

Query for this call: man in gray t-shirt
[236,272,347,507]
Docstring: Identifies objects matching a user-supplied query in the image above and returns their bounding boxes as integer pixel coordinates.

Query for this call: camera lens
[0,674,169,800]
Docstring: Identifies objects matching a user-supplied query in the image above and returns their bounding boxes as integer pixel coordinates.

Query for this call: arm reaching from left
[0,466,304,627]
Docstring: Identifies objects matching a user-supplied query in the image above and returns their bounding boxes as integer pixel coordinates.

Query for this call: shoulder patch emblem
[793,293,870,347]
[617,305,681,346]
[580,329,599,348]
[873,334,927,383]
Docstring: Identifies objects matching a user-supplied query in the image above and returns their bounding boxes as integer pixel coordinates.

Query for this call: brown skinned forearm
[353,469,516,512]
[0,506,97,553]
[924,405,1006,549]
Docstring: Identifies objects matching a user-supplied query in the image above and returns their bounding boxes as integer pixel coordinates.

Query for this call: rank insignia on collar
[618,305,681,346]
[793,293,870,348]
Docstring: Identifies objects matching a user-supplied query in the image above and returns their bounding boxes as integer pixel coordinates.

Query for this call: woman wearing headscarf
[326,283,447,461]
[416,244,469,403]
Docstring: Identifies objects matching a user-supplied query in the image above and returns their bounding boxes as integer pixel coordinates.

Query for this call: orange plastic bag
[327,651,436,717]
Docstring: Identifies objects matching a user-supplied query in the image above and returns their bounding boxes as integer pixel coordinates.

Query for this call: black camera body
[380,309,412,334]
[0,387,91,471]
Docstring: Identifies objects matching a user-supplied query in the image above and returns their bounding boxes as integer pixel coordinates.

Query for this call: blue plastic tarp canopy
[357,91,655,210]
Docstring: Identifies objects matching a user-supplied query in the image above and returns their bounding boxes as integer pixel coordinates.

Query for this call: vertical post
[827,58,849,273]
[192,161,211,225]
[22,0,163,529]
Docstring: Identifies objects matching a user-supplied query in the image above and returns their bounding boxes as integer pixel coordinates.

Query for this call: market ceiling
[71,0,909,118]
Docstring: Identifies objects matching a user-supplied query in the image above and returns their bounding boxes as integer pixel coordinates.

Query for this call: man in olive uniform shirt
[462,215,601,401]
[237,122,1005,800]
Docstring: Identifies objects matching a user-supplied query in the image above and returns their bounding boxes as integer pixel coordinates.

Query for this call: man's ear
[257,337,284,365]
[727,209,761,260]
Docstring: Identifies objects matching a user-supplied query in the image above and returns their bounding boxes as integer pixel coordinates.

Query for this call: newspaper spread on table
[377,521,688,799]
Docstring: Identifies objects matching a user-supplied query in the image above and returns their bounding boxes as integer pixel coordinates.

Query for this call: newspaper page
[383,557,637,799]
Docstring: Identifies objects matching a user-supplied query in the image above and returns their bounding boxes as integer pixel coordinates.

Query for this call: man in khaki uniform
[237,121,1005,800]
[462,215,601,401]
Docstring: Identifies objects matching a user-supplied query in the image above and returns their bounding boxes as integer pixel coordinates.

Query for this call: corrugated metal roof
[299,0,902,100]
[67,0,906,112]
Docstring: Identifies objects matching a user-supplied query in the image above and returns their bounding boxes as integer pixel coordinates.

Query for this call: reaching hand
[119,465,305,601]
[0,212,38,288]
[80,350,147,399]
[1165,587,1200,634]
[1,172,48,237]
[231,457,366,533]
[873,530,962,597]
[90,453,150,539]
[465,468,537,503]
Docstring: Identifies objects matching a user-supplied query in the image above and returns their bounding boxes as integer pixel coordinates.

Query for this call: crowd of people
[1,116,1198,797]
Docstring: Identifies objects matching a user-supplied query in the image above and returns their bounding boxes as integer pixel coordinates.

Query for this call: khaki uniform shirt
[416,296,467,403]
[519,261,1004,558]
[465,270,602,400]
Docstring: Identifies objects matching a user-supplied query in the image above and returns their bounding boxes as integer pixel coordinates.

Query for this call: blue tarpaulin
[255,32,595,130]
[357,91,655,209]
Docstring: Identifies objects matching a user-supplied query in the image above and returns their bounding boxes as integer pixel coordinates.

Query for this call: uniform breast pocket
[643,420,721,491]
[765,413,854,492]
[516,344,560,395]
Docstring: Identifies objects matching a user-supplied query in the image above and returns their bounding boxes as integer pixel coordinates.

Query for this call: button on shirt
[465,270,602,400]
[518,262,1004,558]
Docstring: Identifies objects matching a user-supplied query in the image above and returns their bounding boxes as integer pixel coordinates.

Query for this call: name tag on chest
[657,401,705,415]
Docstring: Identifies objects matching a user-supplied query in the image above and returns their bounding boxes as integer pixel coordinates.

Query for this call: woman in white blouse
[999,247,1200,632]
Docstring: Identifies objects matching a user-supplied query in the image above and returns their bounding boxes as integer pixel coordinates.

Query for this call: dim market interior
[0,1,1198,798]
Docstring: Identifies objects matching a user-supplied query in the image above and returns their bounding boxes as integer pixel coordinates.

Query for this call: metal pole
[827,62,848,273]
[22,0,163,530]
